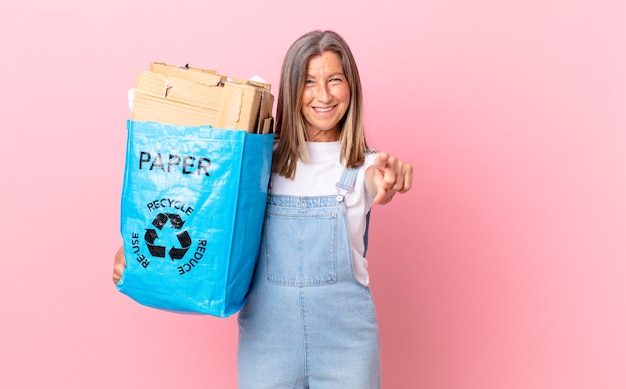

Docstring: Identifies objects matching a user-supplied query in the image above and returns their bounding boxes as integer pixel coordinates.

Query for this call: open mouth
[313,106,335,113]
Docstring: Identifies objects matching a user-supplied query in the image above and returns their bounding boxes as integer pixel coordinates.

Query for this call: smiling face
[300,51,351,142]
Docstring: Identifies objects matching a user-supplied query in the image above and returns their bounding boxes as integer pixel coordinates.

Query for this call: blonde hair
[273,30,368,179]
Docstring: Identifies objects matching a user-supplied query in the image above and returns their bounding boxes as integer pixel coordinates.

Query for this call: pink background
[1,0,625,388]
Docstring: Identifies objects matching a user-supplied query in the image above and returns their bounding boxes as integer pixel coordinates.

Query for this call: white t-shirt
[270,141,376,286]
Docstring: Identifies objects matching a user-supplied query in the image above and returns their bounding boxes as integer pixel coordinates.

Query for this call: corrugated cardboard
[132,62,274,134]
[150,62,220,80]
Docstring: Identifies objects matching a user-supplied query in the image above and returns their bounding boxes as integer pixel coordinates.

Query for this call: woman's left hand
[365,151,413,205]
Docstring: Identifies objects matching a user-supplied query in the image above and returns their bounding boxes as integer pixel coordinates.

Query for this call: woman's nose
[316,83,331,103]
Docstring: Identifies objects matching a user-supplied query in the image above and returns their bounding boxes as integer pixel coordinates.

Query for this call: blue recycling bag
[117,120,273,317]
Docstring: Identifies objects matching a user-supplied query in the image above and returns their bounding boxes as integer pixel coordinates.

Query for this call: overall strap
[335,166,372,257]
[335,149,376,196]
[335,167,359,203]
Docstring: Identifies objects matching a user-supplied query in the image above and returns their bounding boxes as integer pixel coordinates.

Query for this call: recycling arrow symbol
[144,213,192,261]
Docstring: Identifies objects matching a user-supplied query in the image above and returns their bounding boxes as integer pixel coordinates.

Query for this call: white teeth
[315,107,333,112]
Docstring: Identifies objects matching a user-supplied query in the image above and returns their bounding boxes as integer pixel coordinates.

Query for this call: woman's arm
[113,245,126,284]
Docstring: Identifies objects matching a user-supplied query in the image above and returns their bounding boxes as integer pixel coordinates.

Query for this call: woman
[235,30,412,388]
[113,30,413,388]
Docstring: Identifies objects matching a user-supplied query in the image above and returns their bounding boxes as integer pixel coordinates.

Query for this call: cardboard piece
[132,62,274,134]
